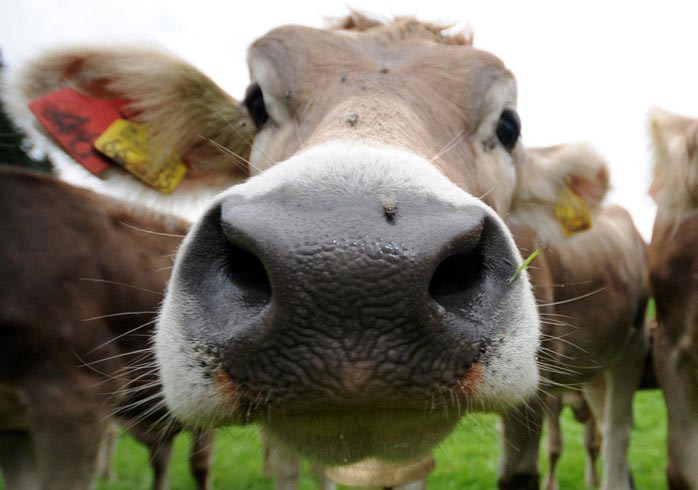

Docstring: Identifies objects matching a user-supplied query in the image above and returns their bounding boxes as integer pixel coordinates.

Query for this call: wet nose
[215,193,517,338]
[178,193,521,403]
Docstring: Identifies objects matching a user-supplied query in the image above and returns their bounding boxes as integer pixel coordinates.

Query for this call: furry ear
[508,143,610,244]
[648,107,698,218]
[2,46,255,215]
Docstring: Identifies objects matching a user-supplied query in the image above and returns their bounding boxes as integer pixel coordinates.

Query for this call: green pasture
[80,390,667,490]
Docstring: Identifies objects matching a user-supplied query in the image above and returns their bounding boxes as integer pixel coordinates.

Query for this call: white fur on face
[156,141,541,442]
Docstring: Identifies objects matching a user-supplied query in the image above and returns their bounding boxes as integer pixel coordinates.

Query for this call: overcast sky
[2,0,697,239]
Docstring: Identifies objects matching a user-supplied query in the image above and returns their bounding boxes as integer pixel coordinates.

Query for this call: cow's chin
[262,410,458,465]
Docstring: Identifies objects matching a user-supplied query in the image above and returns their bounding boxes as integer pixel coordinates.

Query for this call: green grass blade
[508,248,540,285]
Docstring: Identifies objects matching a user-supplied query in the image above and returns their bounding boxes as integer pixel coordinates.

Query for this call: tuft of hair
[328,11,474,46]
[648,107,698,222]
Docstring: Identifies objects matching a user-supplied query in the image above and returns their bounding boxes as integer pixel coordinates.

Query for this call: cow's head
[6,16,608,464]
[649,107,698,220]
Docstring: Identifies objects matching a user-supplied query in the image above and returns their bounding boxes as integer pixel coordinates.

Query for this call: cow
[647,107,698,490]
[4,14,619,489]
[0,167,214,490]
[499,142,649,490]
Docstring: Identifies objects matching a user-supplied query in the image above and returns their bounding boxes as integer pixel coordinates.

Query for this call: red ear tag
[28,88,122,174]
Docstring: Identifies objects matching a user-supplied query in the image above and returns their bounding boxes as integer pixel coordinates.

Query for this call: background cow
[498,146,649,490]
[0,167,214,490]
[648,107,698,490]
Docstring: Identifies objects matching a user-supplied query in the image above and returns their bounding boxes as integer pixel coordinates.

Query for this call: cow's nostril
[429,243,483,307]
[221,241,272,306]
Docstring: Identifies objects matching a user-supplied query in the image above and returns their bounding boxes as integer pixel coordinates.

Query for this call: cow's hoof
[498,473,540,490]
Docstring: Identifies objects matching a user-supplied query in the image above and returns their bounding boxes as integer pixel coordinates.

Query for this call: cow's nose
[217,205,514,320]
[211,193,518,342]
[176,194,524,405]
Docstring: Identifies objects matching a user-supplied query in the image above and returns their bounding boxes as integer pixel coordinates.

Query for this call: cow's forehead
[248,23,514,113]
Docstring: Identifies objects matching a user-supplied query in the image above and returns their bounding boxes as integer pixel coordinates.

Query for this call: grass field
[81,390,667,490]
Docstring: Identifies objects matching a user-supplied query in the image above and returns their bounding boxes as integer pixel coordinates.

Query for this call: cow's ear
[3,46,254,187]
[648,107,698,212]
[508,143,610,244]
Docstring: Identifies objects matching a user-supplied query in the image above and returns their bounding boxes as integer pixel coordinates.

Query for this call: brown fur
[0,167,213,490]
[499,202,649,490]
[648,107,698,489]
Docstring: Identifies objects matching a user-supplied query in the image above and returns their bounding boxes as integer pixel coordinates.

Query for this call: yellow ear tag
[554,184,592,236]
[94,119,186,194]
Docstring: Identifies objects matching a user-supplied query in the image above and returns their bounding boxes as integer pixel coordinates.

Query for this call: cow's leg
[664,390,698,490]
[582,415,600,488]
[0,430,39,490]
[262,430,301,490]
[190,428,215,490]
[581,376,606,489]
[567,393,600,488]
[127,423,177,490]
[653,328,698,490]
[594,326,646,490]
[543,395,564,490]
[497,399,544,490]
[148,434,175,490]
[309,465,338,490]
[96,424,119,481]
[28,385,109,490]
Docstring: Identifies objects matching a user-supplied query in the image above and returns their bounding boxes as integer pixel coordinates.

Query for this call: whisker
[85,318,158,355]
[537,287,606,308]
[478,187,495,200]
[213,106,278,171]
[200,134,264,174]
[118,221,186,238]
[79,278,163,296]
[81,311,156,323]
[429,128,466,162]
[80,347,153,367]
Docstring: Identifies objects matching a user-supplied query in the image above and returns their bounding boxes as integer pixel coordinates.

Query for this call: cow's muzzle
[176,190,519,410]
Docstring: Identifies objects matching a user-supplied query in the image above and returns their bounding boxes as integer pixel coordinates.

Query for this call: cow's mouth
[262,409,460,464]
[206,363,478,463]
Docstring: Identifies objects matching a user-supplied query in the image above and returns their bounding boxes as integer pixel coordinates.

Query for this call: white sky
[3,0,698,240]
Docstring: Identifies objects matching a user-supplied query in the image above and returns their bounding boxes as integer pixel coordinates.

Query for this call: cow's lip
[216,365,488,422]
[261,409,459,464]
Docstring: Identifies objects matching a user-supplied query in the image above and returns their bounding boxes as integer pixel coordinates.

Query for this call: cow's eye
[496,109,521,151]
[243,83,269,128]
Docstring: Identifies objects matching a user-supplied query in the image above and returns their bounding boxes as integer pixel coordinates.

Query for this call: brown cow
[648,107,698,490]
[0,167,214,489]
[5,14,617,489]
[498,146,649,490]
